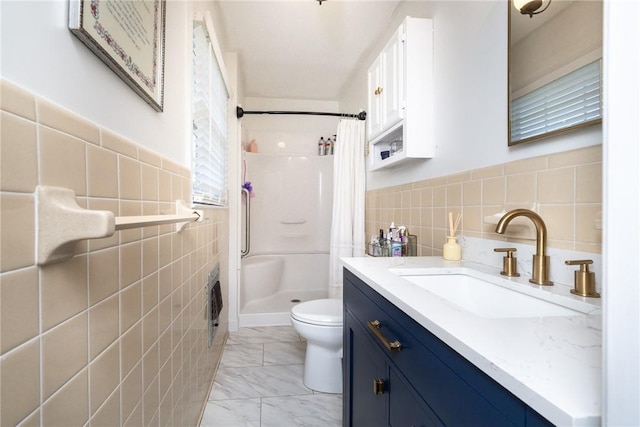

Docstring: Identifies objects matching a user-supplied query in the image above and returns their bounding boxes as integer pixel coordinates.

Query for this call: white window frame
[191,11,231,207]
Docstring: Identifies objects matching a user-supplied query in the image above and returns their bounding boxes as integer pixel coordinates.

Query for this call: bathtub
[239,253,329,327]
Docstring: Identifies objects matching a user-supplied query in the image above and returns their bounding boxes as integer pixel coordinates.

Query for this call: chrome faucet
[495,209,553,286]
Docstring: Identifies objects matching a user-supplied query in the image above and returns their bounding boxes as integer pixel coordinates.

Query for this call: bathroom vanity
[342,257,602,426]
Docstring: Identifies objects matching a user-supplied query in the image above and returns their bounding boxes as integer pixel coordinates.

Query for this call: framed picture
[69,0,166,111]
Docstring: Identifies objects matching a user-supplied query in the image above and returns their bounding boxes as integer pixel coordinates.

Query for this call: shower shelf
[280,219,306,225]
[36,185,203,266]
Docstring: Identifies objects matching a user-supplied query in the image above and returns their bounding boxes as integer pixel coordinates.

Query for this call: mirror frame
[507,0,603,147]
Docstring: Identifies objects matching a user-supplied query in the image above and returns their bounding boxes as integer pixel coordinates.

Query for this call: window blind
[510,60,602,143]
[192,19,229,206]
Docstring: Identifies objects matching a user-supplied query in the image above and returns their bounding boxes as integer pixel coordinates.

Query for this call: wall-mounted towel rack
[114,211,201,230]
[36,186,203,266]
[236,106,367,121]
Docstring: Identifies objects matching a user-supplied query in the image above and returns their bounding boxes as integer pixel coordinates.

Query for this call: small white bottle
[388,222,397,241]
[325,137,332,155]
[318,137,325,156]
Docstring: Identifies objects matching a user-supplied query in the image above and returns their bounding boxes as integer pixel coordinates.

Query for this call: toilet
[290,298,343,393]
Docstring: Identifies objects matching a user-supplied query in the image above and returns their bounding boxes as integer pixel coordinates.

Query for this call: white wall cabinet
[368,17,433,171]
[368,27,403,139]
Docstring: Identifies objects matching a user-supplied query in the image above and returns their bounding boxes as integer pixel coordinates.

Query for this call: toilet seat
[291,299,343,326]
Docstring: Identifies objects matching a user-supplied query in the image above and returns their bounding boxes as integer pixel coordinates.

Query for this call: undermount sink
[398,274,582,319]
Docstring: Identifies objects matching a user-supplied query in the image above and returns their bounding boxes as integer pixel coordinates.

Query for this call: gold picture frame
[69,0,166,111]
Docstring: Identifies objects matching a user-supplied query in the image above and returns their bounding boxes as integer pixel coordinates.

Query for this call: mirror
[508,0,603,146]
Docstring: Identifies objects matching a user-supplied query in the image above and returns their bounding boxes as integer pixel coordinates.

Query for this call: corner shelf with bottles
[368,16,434,171]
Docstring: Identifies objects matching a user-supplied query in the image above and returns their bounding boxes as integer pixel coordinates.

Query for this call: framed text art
[69,0,166,111]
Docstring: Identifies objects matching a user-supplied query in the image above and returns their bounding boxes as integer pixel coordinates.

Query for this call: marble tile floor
[200,326,342,427]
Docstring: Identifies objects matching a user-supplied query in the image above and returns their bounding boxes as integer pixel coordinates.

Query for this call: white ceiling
[213,0,403,100]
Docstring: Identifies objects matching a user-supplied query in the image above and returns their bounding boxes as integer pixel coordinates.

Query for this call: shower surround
[240,152,333,326]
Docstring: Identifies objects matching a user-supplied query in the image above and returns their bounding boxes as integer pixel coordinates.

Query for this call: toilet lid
[291,299,343,326]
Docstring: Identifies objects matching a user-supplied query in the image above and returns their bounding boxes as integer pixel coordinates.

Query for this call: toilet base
[290,299,344,394]
[303,341,343,394]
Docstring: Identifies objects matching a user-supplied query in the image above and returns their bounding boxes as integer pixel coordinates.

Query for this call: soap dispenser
[565,259,600,298]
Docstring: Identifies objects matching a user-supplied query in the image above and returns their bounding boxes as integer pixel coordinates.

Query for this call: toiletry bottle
[325,137,332,155]
[318,137,325,156]
[398,226,408,256]
[390,141,397,156]
[331,135,336,155]
[370,235,381,257]
[391,239,402,257]
[388,222,397,241]
[379,229,388,256]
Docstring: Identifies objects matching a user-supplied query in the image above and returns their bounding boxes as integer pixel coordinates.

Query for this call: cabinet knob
[373,378,385,395]
[565,259,600,298]
[374,86,384,95]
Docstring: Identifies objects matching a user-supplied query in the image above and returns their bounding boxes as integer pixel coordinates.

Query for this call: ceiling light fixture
[513,0,552,18]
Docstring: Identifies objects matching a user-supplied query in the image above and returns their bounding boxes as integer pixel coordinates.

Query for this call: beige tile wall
[366,145,602,256]
[0,79,228,426]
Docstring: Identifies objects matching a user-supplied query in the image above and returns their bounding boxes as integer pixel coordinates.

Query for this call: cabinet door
[388,368,442,427]
[367,56,383,139]
[381,27,403,131]
[344,311,387,427]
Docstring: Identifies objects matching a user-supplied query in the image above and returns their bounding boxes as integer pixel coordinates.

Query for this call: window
[510,60,602,143]
[192,13,230,206]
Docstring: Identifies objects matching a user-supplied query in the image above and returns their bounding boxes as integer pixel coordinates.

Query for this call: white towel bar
[114,212,201,230]
[36,186,203,265]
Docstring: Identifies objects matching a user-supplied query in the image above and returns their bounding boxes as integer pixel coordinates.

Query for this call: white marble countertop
[342,256,602,427]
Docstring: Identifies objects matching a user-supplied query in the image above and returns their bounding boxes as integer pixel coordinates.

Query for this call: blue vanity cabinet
[343,268,554,427]
[345,309,387,426]
[345,310,441,426]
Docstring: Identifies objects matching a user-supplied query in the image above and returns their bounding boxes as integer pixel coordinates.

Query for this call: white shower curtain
[329,119,366,299]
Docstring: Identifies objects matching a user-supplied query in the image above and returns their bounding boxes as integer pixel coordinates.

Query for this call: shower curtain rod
[236,106,366,121]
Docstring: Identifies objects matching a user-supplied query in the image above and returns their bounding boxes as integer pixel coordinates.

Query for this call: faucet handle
[494,247,520,277]
[494,247,517,254]
[565,259,600,298]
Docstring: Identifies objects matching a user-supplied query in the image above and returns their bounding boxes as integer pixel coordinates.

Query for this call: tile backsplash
[366,145,602,256]
[0,79,228,426]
